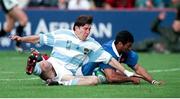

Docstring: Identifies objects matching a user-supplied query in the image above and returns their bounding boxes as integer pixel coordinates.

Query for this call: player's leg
[0,14,15,37]
[60,75,99,86]
[27,58,56,81]
[26,48,55,82]
[134,64,154,83]
[46,65,99,86]
[104,68,140,84]
[38,60,56,81]
[8,6,28,51]
[74,76,99,85]
[8,6,28,27]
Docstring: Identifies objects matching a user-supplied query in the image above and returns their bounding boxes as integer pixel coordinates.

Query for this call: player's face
[75,24,91,41]
[122,42,133,52]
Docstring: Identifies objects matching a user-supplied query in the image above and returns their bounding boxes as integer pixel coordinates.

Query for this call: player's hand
[151,80,163,85]
[9,35,22,42]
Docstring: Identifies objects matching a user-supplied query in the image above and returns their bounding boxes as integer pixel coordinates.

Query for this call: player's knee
[39,61,52,72]
[39,61,55,81]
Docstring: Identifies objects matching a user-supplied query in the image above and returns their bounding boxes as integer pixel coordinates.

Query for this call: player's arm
[10,35,40,44]
[104,68,140,84]
[108,57,142,77]
[134,64,161,85]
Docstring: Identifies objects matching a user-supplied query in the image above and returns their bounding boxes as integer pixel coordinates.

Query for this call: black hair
[114,30,134,45]
[73,15,93,30]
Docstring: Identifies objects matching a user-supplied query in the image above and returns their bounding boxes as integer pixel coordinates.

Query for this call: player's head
[114,30,134,52]
[73,15,93,41]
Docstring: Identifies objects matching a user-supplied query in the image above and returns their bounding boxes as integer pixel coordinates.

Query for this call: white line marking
[0,68,180,81]
[0,71,21,74]
[0,77,39,81]
[149,68,180,73]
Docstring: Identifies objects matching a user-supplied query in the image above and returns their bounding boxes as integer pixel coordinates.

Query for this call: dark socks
[16,25,25,47]
[0,29,7,37]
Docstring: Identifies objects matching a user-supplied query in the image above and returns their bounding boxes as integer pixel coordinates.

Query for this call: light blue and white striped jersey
[39,29,112,74]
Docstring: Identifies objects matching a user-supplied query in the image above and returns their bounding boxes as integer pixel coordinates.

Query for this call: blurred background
[0,0,180,54]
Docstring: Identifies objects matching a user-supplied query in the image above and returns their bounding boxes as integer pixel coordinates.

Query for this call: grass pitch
[0,51,180,98]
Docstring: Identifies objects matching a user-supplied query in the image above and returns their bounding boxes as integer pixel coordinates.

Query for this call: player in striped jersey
[10,15,140,86]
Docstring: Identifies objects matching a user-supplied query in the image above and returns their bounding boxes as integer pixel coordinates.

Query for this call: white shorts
[47,57,73,83]
[75,67,83,76]
[1,0,18,13]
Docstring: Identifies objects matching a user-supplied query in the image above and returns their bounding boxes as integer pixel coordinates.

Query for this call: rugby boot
[26,54,38,75]
[26,48,42,75]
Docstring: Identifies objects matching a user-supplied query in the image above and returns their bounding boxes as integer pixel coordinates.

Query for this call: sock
[33,63,42,76]
[0,29,7,37]
[94,67,107,83]
[16,25,25,47]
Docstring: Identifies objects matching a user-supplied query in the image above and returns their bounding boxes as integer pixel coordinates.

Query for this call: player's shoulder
[102,40,113,48]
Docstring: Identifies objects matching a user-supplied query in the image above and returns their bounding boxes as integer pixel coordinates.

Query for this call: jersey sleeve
[124,51,138,68]
[95,47,112,64]
[88,47,112,64]
[39,32,55,47]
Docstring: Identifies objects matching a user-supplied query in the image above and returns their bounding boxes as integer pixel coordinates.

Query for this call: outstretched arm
[134,64,161,85]
[108,57,142,77]
[10,35,40,44]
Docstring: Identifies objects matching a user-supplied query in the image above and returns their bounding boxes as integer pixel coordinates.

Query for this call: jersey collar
[112,40,120,57]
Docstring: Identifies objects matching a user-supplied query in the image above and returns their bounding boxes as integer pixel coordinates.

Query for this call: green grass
[0,51,180,98]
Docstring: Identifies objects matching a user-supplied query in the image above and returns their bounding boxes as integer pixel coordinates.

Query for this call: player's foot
[26,54,38,75]
[31,48,49,61]
[15,46,24,53]
[26,48,41,75]
[30,48,40,58]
